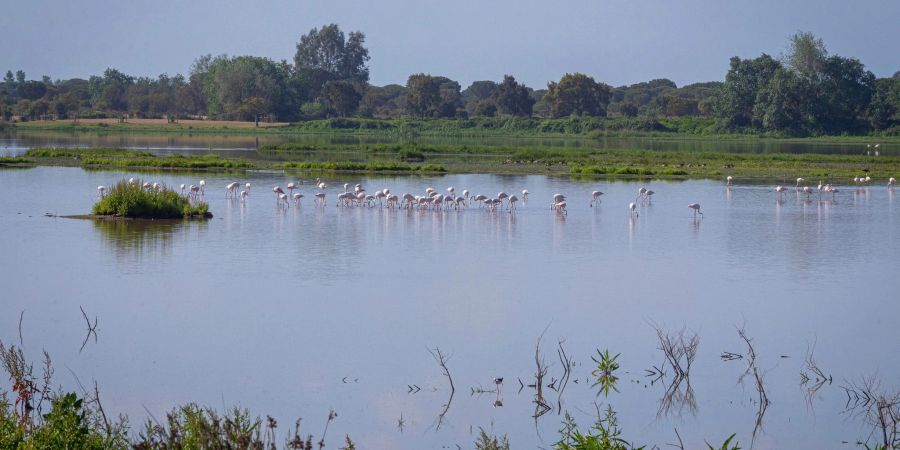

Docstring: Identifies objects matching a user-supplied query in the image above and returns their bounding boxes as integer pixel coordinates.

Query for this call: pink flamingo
[688,203,703,218]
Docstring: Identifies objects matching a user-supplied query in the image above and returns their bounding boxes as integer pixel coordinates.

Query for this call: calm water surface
[1,167,898,449]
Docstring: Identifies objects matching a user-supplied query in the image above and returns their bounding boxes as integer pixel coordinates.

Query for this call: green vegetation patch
[25,147,154,158]
[93,180,211,219]
[0,157,33,165]
[281,161,445,172]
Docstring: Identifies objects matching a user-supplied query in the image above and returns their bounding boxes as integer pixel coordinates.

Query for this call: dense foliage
[92,180,210,218]
[1,29,897,135]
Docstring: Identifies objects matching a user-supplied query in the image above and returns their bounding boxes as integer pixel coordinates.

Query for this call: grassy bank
[24,148,251,170]
[18,144,900,180]
[0,157,34,166]
[93,180,210,218]
[12,117,900,140]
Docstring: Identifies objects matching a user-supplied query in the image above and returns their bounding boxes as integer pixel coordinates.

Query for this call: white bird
[688,203,703,218]
[142,182,152,190]
[97,186,106,198]
[522,189,529,199]
[199,179,206,194]
[315,192,326,206]
[801,186,813,200]
[508,195,518,210]
[447,186,455,194]
[273,186,285,201]
[629,202,637,217]
[644,190,655,203]
[287,182,296,195]
[278,193,289,207]
[245,182,251,193]
[180,184,186,195]
[590,190,604,207]
[796,177,805,188]
[292,193,304,205]
[888,177,896,187]
[226,182,240,198]
[128,177,136,186]
[774,185,786,199]
[462,189,470,199]
[554,201,566,214]
[240,190,248,202]
[636,187,647,202]
[726,176,733,186]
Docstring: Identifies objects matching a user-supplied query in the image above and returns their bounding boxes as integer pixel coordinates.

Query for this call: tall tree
[715,54,781,127]
[543,73,611,117]
[4,71,14,85]
[294,24,370,84]
[405,74,440,118]
[784,31,827,80]
[15,70,25,84]
[493,75,534,117]
[321,80,361,116]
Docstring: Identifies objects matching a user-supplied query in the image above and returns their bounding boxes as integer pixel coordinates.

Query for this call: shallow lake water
[1,167,898,449]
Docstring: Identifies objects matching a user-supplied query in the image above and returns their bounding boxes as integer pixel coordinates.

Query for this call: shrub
[93,180,211,218]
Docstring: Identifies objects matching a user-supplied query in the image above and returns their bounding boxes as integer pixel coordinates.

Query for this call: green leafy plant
[554,407,643,450]
[591,349,621,397]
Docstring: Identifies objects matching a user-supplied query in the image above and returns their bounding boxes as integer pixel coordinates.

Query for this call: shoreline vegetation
[8,144,899,181]
[8,116,900,141]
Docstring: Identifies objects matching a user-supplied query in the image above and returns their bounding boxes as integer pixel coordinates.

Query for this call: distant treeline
[1,26,898,136]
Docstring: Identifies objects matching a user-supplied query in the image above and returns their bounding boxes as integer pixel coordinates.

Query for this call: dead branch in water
[841,375,900,448]
[555,339,573,415]
[650,323,699,418]
[531,330,551,418]
[736,324,769,444]
[79,306,99,353]
[427,347,455,429]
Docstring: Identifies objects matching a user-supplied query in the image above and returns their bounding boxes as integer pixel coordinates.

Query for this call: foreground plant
[554,407,643,450]
[591,349,621,397]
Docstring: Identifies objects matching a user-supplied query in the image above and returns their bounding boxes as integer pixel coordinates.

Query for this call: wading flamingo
[590,191,604,207]
[726,176,733,186]
[97,186,106,198]
[774,185,786,200]
[688,203,703,218]
[199,179,206,194]
[629,202,638,217]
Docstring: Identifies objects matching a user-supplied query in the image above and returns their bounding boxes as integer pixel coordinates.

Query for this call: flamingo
[343,183,349,191]
[245,182,251,193]
[199,180,206,194]
[128,177,136,186]
[554,200,567,214]
[688,203,703,218]
[318,181,326,191]
[152,182,161,192]
[189,184,199,199]
[273,186,285,201]
[386,194,399,208]
[287,182,296,195]
[888,177,895,187]
[644,190,655,204]
[636,187,648,202]
[226,182,240,198]
[292,193,304,205]
[142,182,152,190]
[374,190,386,206]
[629,202,638,217]
[522,189,529,200]
[97,186,106,198]
[240,190,248,202]
[180,184,186,195]
[796,177,805,188]
[508,195,518,210]
[315,192,326,206]
[774,185,786,200]
[497,192,509,204]
[278,193,289,207]
[726,176,733,186]
[590,191,604,207]
[453,196,466,210]
[801,186,813,200]
[462,189,470,199]
[447,186,455,194]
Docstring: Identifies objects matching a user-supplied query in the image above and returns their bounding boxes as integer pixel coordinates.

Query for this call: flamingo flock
[93,173,896,223]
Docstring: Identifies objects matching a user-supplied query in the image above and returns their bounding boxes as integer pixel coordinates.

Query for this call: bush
[93,180,211,218]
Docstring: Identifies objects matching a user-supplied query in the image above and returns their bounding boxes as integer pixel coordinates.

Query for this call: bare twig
[556,339,573,415]
[736,324,769,444]
[427,347,454,429]
[79,306,99,353]
[18,310,25,346]
[318,409,336,449]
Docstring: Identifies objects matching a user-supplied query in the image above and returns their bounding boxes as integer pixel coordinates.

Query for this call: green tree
[3,71,14,85]
[493,75,534,117]
[543,73,611,117]
[434,76,463,118]
[816,55,875,133]
[17,80,47,100]
[15,70,25,84]
[462,80,498,114]
[202,55,291,120]
[784,31,827,80]
[321,80,362,116]
[294,24,370,84]
[715,54,781,127]
[867,77,899,130]
[358,84,406,118]
[405,73,440,118]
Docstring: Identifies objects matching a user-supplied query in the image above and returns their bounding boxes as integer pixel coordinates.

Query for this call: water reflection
[93,219,207,264]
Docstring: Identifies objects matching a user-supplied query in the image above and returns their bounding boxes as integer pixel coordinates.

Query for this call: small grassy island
[92,180,211,219]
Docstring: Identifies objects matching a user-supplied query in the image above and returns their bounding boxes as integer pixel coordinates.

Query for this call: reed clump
[92,180,211,219]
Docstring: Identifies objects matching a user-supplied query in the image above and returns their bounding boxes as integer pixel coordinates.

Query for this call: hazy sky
[2,0,898,89]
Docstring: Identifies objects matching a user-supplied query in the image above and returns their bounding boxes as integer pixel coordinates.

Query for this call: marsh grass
[92,180,210,219]
[282,161,446,172]
[0,157,33,165]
